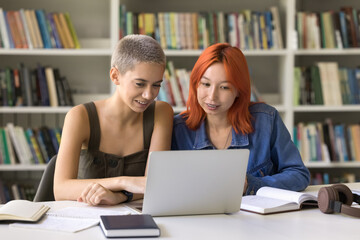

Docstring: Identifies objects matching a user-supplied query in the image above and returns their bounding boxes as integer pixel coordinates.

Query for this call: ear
[110,67,121,85]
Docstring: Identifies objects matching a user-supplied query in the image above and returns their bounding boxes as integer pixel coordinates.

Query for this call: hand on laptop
[77,182,127,206]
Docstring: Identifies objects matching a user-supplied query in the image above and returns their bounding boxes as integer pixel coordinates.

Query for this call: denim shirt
[171,103,310,195]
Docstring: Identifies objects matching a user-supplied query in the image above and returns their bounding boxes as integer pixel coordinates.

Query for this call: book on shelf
[6,11,22,48]
[0,7,80,49]
[0,124,61,165]
[294,63,360,106]
[0,64,74,107]
[240,186,318,215]
[13,10,28,49]
[119,6,283,50]
[64,12,80,49]
[35,9,52,49]
[0,199,49,222]
[44,67,59,107]
[100,214,160,238]
[36,65,50,106]
[0,8,10,48]
[296,6,360,49]
[310,172,358,185]
[295,120,360,162]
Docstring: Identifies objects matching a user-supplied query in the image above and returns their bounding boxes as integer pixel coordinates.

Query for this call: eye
[135,82,145,87]
[220,85,230,90]
[200,82,210,87]
[153,83,161,88]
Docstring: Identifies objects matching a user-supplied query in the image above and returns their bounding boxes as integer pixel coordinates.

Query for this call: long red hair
[181,43,253,135]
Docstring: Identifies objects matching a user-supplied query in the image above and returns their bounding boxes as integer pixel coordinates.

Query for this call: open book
[240,187,318,215]
[0,200,50,222]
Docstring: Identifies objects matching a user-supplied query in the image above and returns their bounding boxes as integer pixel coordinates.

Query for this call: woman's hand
[77,183,127,206]
[121,176,147,194]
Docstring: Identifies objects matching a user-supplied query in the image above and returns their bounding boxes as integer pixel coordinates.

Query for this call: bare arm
[53,105,126,201]
[118,101,174,193]
[54,101,173,202]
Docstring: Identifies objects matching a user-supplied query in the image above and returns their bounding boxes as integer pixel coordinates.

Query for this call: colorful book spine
[35,9,52,48]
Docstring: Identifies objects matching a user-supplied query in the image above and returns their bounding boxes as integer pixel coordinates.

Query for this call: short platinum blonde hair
[111,34,166,74]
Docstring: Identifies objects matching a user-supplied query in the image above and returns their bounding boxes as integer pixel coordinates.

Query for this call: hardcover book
[240,186,317,215]
[100,214,160,238]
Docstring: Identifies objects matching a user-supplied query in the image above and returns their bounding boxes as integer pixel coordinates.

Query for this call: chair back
[33,155,57,202]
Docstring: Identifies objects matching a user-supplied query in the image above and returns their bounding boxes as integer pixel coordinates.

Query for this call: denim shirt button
[108,159,118,168]
[93,157,101,165]
[250,190,255,195]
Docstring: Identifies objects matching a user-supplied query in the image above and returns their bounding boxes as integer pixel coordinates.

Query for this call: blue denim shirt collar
[193,121,249,149]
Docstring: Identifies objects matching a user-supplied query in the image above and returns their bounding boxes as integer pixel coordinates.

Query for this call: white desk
[1,183,360,240]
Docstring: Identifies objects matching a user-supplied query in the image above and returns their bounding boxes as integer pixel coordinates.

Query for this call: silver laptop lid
[142,149,249,216]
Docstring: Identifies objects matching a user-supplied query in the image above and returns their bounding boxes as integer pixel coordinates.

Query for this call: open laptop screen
[139,149,249,216]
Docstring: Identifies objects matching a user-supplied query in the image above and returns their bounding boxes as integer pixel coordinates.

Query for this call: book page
[256,187,317,204]
[241,195,297,212]
[46,206,132,219]
[0,200,48,220]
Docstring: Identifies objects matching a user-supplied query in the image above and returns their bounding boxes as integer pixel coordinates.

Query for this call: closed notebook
[100,214,160,238]
[0,200,49,222]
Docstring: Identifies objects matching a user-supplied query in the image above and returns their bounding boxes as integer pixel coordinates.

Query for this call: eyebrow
[201,75,228,84]
[134,78,163,84]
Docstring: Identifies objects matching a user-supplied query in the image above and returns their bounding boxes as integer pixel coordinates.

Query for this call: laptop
[128,149,249,217]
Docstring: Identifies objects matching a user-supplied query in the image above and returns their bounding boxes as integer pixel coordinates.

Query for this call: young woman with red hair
[172,43,310,195]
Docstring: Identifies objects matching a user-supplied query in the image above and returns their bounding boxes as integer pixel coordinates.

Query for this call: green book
[64,12,80,49]
[338,68,351,104]
[0,128,10,164]
[5,68,13,107]
[293,67,301,106]
[310,65,324,105]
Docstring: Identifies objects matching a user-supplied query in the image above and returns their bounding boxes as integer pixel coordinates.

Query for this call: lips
[135,100,149,107]
[206,103,219,110]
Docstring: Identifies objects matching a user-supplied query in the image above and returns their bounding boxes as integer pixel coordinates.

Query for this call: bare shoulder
[154,101,174,117]
[62,104,90,140]
[64,104,89,124]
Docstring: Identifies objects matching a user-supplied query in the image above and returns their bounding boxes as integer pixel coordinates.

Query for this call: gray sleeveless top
[77,102,155,179]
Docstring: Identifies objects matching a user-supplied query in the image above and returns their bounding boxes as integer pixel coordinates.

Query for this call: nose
[142,86,155,100]
[208,86,218,100]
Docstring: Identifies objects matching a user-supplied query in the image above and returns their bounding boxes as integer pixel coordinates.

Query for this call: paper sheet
[9,205,132,233]
[10,215,99,233]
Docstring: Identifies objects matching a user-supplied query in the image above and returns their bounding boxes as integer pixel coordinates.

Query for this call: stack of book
[0,180,36,203]
[310,172,357,185]
[0,8,80,49]
[0,63,74,107]
[296,6,360,49]
[157,61,263,107]
[156,61,190,107]
[0,123,61,166]
[294,119,360,163]
[293,63,360,106]
[119,5,283,50]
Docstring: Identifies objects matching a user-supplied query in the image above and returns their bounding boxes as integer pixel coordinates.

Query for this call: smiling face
[197,63,238,118]
[112,62,164,112]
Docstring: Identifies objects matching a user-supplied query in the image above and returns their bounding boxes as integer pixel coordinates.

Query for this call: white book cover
[45,67,59,107]
[6,123,26,164]
[0,8,10,48]
[167,61,184,107]
[15,126,33,164]
[4,127,16,164]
